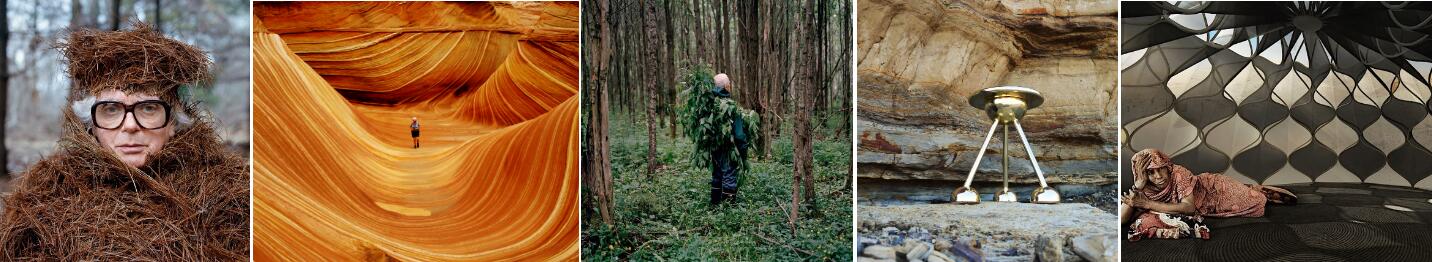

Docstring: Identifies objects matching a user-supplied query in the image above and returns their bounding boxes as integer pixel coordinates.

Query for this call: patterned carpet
[1122,183,1432,261]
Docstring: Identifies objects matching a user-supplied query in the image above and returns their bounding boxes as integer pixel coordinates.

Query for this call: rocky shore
[858,203,1117,262]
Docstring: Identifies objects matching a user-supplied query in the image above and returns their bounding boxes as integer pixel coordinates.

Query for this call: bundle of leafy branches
[678,67,761,179]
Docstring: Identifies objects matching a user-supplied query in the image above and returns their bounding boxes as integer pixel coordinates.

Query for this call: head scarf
[1131,148,1192,202]
[1132,149,1172,182]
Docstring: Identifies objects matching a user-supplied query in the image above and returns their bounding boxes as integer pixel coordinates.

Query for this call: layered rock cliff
[857,0,1117,190]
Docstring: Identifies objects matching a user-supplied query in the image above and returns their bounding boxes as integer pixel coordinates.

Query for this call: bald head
[714,73,731,91]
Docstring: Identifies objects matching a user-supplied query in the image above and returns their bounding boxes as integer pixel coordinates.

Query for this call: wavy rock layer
[251,2,578,261]
[857,0,1117,184]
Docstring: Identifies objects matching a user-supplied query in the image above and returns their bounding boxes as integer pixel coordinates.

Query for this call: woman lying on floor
[1119,149,1297,241]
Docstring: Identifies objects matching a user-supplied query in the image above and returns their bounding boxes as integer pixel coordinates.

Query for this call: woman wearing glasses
[0,24,248,260]
[88,93,182,167]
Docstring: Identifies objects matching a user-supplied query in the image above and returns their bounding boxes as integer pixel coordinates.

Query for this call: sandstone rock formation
[857,0,1118,189]
[252,2,578,260]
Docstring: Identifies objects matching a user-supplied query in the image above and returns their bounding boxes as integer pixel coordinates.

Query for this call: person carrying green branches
[708,73,747,205]
[680,68,760,207]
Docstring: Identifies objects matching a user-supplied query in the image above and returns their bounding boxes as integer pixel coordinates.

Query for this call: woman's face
[93,90,175,168]
[1148,167,1169,188]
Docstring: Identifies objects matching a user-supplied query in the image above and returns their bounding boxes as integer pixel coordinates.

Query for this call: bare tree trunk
[153,0,160,32]
[790,0,826,234]
[738,0,758,155]
[757,0,772,159]
[682,1,693,67]
[71,0,85,28]
[805,0,826,210]
[718,0,730,74]
[581,0,615,226]
[643,0,662,176]
[86,0,100,28]
[109,0,120,30]
[665,0,678,140]
[788,0,807,234]
[692,1,705,67]
[776,1,792,140]
[841,0,853,184]
[761,0,786,159]
[2,0,10,176]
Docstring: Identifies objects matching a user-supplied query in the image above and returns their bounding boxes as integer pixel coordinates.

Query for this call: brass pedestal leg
[995,124,1016,202]
[952,86,1061,204]
[1015,119,1060,204]
[953,121,999,204]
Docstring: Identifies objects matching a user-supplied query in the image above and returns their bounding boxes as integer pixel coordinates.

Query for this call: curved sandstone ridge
[252,2,577,261]
[858,0,1117,183]
[256,1,577,105]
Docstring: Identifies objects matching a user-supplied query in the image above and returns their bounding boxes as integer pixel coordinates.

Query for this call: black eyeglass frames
[90,100,172,130]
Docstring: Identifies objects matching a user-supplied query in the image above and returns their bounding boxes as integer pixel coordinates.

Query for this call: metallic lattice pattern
[1121,2,1432,190]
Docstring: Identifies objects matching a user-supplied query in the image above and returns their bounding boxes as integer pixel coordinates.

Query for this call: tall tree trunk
[617,0,634,115]
[71,0,85,28]
[153,0,160,32]
[791,0,826,233]
[757,0,771,159]
[806,0,825,209]
[643,0,661,176]
[776,0,792,140]
[763,0,787,159]
[581,0,614,226]
[682,1,694,67]
[788,0,807,234]
[737,0,759,156]
[842,0,853,183]
[109,0,120,30]
[86,0,100,28]
[1,0,10,176]
[840,0,851,140]
[665,0,678,140]
[692,1,705,67]
[718,0,730,74]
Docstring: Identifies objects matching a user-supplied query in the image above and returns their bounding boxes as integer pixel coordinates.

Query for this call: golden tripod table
[952,86,1060,204]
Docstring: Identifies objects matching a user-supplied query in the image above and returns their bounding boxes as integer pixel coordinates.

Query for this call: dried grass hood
[0,22,249,260]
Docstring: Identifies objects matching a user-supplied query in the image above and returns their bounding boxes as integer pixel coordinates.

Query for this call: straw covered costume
[0,23,249,260]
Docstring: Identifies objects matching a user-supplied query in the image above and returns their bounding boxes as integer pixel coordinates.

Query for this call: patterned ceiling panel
[1122,1,1432,190]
